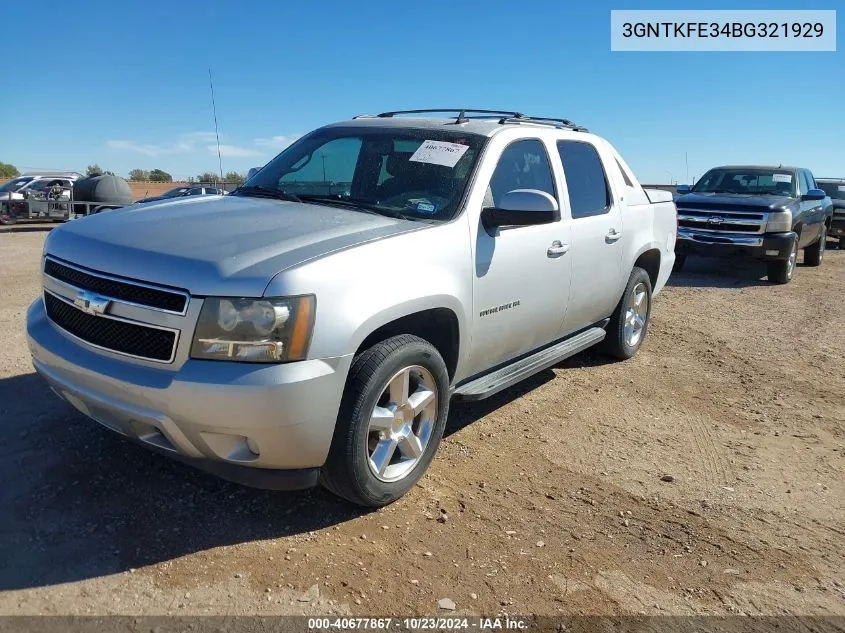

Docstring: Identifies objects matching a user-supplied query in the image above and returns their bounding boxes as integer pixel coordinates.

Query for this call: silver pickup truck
[26,109,677,506]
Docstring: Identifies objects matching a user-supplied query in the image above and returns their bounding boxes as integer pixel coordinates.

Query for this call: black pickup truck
[673,165,832,283]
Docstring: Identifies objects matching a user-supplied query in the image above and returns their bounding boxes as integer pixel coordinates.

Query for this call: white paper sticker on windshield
[772,173,792,183]
[839,185,845,192]
[409,140,469,168]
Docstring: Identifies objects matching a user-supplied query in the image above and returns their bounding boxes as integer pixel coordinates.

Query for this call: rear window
[818,182,845,200]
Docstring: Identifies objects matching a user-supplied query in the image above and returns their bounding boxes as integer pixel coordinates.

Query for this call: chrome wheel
[366,365,438,483]
[623,282,649,347]
[819,228,826,262]
[786,240,797,279]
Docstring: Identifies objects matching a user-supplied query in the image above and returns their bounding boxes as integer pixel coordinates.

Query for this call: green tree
[148,169,173,183]
[224,171,245,185]
[197,171,218,184]
[128,168,150,181]
[0,162,19,178]
[86,164,103,176]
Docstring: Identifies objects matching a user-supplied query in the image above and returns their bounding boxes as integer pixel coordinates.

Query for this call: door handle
[605,228,622,243]
[547,240,570,257]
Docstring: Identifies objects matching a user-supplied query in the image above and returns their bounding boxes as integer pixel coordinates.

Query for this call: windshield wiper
[297,195,409,220]
[231,185,301,202]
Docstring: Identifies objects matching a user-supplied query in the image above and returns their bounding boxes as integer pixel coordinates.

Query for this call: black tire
[320,334,450,507]
[768,237,797,284]
[804,226,826,267]
[840,237,845,250]
[602,267,653,360]
[672,254,686,273]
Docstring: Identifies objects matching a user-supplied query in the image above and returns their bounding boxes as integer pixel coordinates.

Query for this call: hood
[45,195,423,296]
[675,192,796,212]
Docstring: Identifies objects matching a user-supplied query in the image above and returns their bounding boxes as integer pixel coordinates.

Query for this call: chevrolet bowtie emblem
[74,290,110,316]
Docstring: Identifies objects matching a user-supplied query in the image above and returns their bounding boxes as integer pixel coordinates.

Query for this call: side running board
[453,327,606,402]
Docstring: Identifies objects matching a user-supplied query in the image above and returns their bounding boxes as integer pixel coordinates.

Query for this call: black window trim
[487,137,561,223]
[557,139,613,220]
[615,157,634,188]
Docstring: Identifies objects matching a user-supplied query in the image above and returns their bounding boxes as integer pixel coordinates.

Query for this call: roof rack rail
[353,110,587,131]
[373,109,526,124]
[499,116,588,132]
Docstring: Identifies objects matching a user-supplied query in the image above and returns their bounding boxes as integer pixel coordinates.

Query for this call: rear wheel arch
[633,248,661,289]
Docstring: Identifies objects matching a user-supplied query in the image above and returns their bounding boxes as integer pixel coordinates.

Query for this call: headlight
[191,295,315,363]
[766,209,792,233]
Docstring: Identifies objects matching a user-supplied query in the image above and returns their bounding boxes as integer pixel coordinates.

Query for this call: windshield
[818,182,845,200]
[239,126,486,221]
[0,177,34,193]
[692,168,796,197]
[161,187,190,198]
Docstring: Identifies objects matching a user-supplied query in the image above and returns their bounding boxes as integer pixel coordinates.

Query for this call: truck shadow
[1,360,582,591]
[445,349,613,438]
[0,372,370,592]
[667,256,771,288]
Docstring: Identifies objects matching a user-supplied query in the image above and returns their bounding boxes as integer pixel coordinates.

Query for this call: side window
[798,171,810,195]
[188,187,204,195]
[557,141,611,219]
[487,139,555,208]
[805,171,817,191]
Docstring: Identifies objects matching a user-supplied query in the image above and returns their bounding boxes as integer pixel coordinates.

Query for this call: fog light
[246,436,260,456]
[765,249,780,256]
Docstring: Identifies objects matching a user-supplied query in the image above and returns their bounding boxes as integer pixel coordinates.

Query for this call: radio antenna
[208,68,223,184]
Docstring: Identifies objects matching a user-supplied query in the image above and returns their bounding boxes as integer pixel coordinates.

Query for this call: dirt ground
[1,223,843,617]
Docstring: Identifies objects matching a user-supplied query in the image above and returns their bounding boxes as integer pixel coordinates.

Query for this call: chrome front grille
[44,257,189,314]
[43,257,187,363]
[44,292,178,363]
[676,208,767,235]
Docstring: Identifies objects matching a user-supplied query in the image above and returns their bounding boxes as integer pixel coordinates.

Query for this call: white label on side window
[409,140,469,168]
[772,173,792,183]
[838,186,845,192]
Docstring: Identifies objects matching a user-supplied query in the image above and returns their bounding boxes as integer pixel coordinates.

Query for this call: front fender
[348,295,467,356]
[262,220,474,365]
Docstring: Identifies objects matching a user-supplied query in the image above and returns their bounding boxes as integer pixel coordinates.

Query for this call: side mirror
[675,185,691,195]
[802,188,826,201]
[481,189,559,230]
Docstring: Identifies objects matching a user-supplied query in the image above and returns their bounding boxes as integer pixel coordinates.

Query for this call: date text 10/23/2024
[308,617,530,630]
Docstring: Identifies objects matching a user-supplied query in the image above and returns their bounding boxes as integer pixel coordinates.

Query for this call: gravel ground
[1,223,843,616]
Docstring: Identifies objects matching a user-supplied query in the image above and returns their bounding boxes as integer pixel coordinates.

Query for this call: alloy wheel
[623,282,649,347]
[366,365,438,483]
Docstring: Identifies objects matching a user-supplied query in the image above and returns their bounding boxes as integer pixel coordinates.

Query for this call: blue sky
[1,0,842,183]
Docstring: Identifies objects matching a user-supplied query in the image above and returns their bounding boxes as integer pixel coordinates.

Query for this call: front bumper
[676,229,796,261]
[26,297,353,488]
